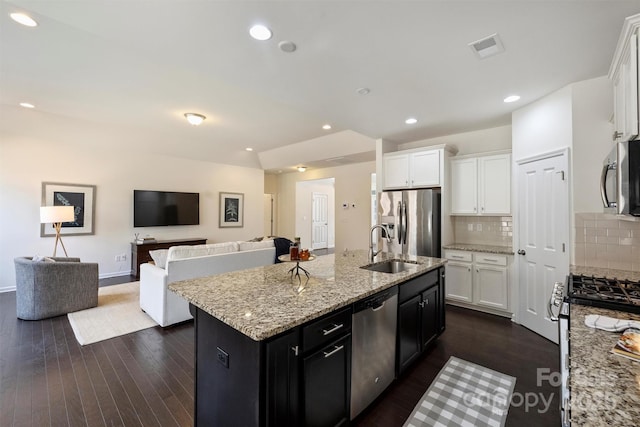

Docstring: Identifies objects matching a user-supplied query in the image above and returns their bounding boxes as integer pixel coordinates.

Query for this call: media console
[130,237,207,279]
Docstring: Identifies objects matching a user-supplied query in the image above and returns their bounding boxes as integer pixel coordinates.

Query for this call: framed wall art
[41,182,96,237]
[219,192,244,228]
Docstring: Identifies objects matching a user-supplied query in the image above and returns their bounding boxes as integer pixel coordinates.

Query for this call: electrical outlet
[115,253,127,262]
[216,347,229,368]
[476,223,483,232]
[467,224,473,231]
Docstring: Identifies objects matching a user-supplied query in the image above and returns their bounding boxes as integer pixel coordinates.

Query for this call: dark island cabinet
[191,304,352,427]
[266,330,300,427]
[302,333,351,427]
[397,267,445,376]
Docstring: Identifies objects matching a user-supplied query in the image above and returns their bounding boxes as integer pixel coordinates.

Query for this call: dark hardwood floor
[1,277,559,427]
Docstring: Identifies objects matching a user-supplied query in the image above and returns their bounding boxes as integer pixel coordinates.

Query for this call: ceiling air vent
[468,33,505,59]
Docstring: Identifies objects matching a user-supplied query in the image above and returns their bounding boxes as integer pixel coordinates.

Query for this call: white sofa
[140,240,276,327]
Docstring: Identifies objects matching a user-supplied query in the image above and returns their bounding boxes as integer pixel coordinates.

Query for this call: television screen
[134,190,199,227]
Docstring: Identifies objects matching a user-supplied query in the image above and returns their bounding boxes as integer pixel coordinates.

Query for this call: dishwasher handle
[371,301,385,311]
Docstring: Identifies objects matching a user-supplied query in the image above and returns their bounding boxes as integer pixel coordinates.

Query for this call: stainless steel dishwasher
[350,286,398,420]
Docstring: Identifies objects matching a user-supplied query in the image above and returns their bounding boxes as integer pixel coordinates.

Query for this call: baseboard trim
[99,271,133,280]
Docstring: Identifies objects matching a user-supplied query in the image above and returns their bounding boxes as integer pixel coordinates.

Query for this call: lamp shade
[40,206,75,224]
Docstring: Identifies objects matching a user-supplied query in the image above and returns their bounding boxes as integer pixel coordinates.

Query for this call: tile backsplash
[453,216,513,247]
[574,213,640,272]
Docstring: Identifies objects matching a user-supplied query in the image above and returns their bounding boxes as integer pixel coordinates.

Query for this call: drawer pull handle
[451,255,464,259]
[322,323,344,336]
[323,345,344,358]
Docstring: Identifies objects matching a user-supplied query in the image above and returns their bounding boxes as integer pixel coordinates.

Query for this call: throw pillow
[32,255,55,263]
[239,240,274,251]
[149,249,169,269]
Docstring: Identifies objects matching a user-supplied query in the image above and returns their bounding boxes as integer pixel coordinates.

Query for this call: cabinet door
[420,285,439,349]
[444,261,473,303]
[438,268,446,333]
[624,33,638,141]
[303,334,351,427]
[266,330,300,427]
[397,294,422,375]
[383,154,410,189]
[474,264,509,311]
[450,158,478,214]
[478,154,511,215]
[410,150,440,187]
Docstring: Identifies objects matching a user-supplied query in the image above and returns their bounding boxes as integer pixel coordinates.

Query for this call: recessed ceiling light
[249,24,272,41]
[356,87,370,96]
[322,124,332,130]
[19,102,35,109]
[184,113,206,126]
[297,166,307,172]
[504,95,520,103]
[245,147,253,151]
[405,117,418,125]
[10,12,37,27]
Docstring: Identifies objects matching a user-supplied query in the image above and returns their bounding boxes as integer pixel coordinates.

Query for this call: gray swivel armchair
[14,257,99,320]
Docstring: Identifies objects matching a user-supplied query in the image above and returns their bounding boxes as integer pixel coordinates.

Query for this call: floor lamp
[40,206,75,257]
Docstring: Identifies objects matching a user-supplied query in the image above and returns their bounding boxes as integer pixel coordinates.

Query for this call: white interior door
[517,151,569,344]
[312,193,328,249]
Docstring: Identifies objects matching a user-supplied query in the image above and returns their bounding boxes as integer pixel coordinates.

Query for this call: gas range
[565,274,640,314]
[550,273,640,427]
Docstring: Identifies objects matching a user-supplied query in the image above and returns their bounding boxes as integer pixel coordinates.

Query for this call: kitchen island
[169,250,446,427]
[569,266,640,426]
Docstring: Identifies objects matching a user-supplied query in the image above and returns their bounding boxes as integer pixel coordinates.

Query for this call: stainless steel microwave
[601,140,640,216]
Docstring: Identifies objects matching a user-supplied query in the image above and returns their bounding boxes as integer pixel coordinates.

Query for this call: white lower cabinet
[444,250,511,315]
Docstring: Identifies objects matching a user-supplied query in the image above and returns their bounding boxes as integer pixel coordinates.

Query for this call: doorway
[263,194,276,237]
[516,149,570,343]
[295,178,335,250]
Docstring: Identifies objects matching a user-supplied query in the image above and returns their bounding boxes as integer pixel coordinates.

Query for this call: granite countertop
[570,305,640,426]
[169,250,446,341]
[571,265,640,282]
[442,243,514,255]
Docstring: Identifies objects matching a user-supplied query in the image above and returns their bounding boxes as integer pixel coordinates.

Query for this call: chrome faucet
[369,224,391,263]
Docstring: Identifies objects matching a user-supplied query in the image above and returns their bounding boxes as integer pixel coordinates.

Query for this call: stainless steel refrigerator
[379,188,441,258]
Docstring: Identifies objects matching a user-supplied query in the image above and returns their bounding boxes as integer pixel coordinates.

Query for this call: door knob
[517,250,526,255]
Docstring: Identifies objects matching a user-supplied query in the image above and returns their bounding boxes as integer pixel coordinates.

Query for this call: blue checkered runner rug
[404,356,516,427]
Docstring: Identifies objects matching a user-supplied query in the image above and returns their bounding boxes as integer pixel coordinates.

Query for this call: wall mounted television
[134,190,200,227]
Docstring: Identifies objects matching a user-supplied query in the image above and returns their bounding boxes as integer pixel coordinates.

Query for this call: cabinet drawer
[302,307,351,353]
[398,269,439,303]
[474,253,507,266]
[444,251,472,262]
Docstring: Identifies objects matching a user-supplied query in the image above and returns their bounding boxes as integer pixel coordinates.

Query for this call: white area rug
[404,356,516,427]
[68,281,157,345]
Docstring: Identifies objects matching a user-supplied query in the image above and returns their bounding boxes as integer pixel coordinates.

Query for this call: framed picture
[219,192,244,228]
[41,182,96,237]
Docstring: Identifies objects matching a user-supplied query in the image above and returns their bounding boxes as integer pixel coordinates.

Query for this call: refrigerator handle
[397,201,403,245]
[402,201,408,245]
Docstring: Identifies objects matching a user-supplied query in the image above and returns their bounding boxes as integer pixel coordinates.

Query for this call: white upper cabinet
[383,149,440,189]
[410,150,440,187]
[610,14,640,142]
[450,158,477,214]
[451,153,511,215]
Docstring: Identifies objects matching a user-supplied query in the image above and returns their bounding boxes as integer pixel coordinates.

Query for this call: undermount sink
[360,260,419,274]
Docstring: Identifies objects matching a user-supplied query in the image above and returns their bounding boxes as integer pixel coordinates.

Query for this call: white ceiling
[2,0,639,172]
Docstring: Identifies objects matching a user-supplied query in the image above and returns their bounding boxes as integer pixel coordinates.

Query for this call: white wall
[571,76,614,213]
[276,162,376,252]
[398,125,512,155]
[294,179,335,249]
[0,110,265,290]
[512,86,573,162]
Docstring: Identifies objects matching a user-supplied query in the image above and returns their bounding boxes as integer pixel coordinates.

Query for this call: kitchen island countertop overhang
[169,250,446,341]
